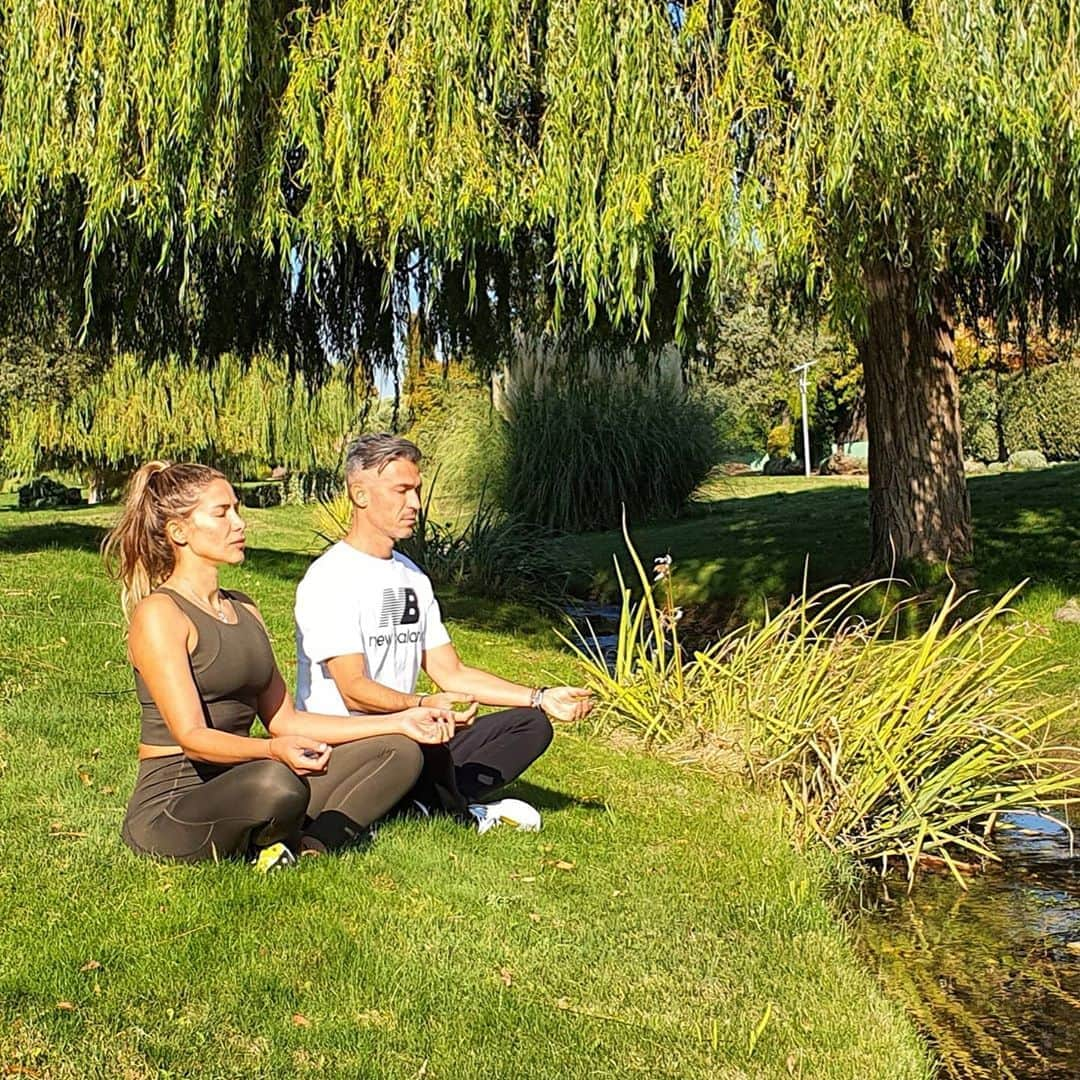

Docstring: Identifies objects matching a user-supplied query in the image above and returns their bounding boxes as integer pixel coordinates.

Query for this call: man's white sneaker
[467,798,542,835]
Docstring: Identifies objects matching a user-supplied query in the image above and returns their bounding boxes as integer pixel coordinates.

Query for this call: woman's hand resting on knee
[396,704,476,744]
[268,735,331,775]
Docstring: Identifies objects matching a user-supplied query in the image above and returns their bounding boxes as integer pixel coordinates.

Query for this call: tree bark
[860,264,972,570]
[87,468,104,505]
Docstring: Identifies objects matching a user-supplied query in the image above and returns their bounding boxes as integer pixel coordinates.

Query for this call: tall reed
[569,529,1077,885]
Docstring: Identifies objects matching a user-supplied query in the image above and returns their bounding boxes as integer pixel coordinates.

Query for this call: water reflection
[857,813,1080,1079]
[562,602,620,665]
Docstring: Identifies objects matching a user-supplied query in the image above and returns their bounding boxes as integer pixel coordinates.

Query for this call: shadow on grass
[4,467,1077,621]
[437,591,566,640]
[0,521,107,555]
[235,545,324,585]
[580,465,1080,609]
[502,778,608,813]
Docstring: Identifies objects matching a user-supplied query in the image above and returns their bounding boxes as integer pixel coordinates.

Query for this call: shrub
[1007,449,1048,471]
[501,379,716,533]
[238,481,284,508]
[570,532,1076,882]
[1026,361,1080,460]
[963,361,1080,462]
[1001,377,1043,457]
[959,371,1000,462]
[17,476,83,509]
[766,423,794,459]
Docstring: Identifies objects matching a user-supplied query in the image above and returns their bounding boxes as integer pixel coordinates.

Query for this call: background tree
[0,2,1078,566]
[1,351,366,500]
[696,284,858,462]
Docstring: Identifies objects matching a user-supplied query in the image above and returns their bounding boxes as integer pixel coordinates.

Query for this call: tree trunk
[87,467,104,505]
[860,264,972,571]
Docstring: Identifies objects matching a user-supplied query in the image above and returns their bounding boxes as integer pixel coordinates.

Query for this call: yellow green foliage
[766,424,794,459]
[1,1,1079,340]
[1,351,366,480]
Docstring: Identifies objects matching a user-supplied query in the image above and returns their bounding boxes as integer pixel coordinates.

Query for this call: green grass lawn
[0,503,932,1079]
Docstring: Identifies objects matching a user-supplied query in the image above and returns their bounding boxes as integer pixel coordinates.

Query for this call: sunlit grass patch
[0,506,932,1079]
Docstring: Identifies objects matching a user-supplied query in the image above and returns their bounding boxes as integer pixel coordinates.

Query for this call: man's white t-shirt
[294,542,451,715]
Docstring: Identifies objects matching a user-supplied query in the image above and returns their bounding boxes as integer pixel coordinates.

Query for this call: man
[295,433,593,832]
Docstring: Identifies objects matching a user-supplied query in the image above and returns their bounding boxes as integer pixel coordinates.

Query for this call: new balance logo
[377,587,420,628]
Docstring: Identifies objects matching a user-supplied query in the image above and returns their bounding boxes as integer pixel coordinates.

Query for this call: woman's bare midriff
[138,743,184,760]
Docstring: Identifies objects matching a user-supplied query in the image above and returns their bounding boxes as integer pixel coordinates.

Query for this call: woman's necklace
[173,583,231,623]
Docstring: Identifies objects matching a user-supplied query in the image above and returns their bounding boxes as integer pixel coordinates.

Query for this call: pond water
[561,602,621,664]
[856,813,1080,1079]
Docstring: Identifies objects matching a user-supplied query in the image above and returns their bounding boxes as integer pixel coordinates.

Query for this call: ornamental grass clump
[570,530,1077,885]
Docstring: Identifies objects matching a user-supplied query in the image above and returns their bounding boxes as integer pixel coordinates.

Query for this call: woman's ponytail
[101,461,225,620]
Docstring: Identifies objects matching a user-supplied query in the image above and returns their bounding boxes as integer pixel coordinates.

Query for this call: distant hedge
[962,362,1080,463]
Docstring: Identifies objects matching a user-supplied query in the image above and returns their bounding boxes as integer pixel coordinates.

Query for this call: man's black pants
[405,707,554,817]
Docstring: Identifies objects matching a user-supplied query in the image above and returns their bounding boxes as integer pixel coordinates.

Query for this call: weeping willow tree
[1,1,1079,564]
[1,352,366,499]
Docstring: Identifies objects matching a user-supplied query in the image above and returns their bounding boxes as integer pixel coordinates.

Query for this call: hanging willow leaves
[0,351,368,482]
[1,1,1077,332]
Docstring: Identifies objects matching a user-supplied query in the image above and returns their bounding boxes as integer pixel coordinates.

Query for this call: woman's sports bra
[134,588,276,746]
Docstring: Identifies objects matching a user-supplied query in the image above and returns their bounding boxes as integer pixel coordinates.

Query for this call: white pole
[792,361,816,478]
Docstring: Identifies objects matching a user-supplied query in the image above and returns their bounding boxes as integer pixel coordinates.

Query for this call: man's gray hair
[344,432,422,477]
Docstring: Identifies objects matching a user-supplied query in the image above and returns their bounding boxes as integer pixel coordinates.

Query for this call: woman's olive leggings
[122,734,423,863]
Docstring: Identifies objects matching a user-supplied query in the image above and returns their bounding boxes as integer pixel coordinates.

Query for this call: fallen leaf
[555,997,571,1010]
[786,1052,798,1075]
[554,860,575,872]
[528,912,541,923]
[100,786,116,795]
[292,1013,311,1028]
[498,967,513,988]
[1065,941,1080,953]
[519,875,537,884]
[55,1001,76,1011]
[91,747,102,758]
[77,771,93,787]
[79,959,101,972]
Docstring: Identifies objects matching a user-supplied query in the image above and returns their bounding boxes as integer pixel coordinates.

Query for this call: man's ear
[349,483,369,509]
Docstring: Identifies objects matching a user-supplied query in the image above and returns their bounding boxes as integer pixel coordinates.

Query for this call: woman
[103,461,470,866]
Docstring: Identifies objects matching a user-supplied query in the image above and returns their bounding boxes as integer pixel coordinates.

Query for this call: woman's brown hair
[101,461,227,620]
